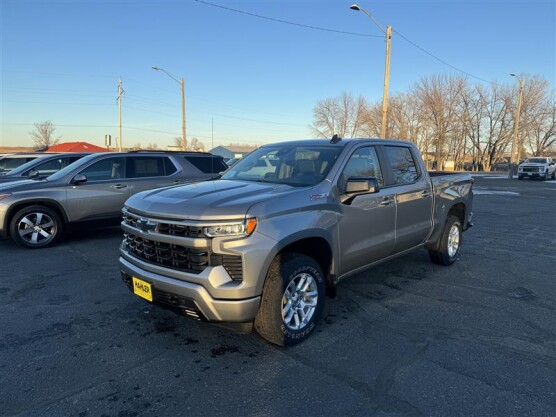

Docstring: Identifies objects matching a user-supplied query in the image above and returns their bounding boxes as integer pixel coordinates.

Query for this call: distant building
[209,145,257,160]
[47,142,107,153]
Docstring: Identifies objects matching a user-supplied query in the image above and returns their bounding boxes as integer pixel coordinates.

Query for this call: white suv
[517,157,556,180]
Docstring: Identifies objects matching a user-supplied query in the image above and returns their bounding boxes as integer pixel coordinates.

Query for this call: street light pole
[508,73,524,179]
[350,4,392,139]
[152,66,187,151]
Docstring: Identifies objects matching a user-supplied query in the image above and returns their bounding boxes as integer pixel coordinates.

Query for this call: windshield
[46,153,100,181]
[221,144,343,187]
[525,158,548,164]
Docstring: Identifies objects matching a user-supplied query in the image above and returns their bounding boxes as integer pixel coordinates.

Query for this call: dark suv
[0,151,227,248]
[0,153,89,183]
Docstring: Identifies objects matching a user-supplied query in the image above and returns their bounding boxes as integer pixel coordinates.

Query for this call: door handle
[379,197,392,206]
[173,180,185,184]
[421,190,431,198]
[112,184,127,189]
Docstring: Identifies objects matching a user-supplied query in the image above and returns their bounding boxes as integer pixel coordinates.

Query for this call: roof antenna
[330,134,342,144]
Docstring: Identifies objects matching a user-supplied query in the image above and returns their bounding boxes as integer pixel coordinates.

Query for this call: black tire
[544,170,549,181]
[518,175,523,180]
[551,170,556,180]
[255,253,325,346]
[10,205,63,249]
[429,215,462,266]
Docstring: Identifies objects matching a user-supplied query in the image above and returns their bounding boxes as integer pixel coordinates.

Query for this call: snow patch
[473,190,520,196]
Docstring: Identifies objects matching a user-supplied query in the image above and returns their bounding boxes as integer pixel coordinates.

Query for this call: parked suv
[0,153,89,183]
[517,157,555,180]
[0,151,227,248]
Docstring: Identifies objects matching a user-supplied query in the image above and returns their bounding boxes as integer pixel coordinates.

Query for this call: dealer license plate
[132,277,153,302]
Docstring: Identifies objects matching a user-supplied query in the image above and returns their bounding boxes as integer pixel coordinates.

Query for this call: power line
[392,28,498,85]
[194,0,382,38]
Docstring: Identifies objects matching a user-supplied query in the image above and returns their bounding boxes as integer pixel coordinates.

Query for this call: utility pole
[350,4,392,139]
[508,74,524,178]
[152,66,187,151]
[382,25,392,139]
[117,79,124,152]
[181,77,187,151]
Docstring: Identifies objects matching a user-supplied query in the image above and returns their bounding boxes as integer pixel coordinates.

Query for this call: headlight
[0,193,12,201]
[203,218,257,238]
[518,166,523,171]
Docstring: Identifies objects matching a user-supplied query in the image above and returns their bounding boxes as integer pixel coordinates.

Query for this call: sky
[1,0,554,150]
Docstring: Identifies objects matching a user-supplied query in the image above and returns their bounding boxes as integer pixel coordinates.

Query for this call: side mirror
[27,169,39,178]
[345,177,379,194]
[72,174,87,185]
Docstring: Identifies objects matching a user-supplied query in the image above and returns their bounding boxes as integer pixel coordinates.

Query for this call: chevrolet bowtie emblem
[137,217,156,232]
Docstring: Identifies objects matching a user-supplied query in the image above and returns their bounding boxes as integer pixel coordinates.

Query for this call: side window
[128,156,165,178]
[384,146,419,185]
[25,158,63,176]
[79,157,126,181]
[339,147,383,191]
[184,156,228,174]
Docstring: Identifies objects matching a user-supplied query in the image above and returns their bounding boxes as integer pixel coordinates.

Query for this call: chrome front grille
[124,232,208,273]
[122,210,244,281]
[522,166,541,173]
[123,214,204,238]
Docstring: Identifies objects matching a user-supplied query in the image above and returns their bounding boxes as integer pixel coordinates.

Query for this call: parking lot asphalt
[0,176,555,417]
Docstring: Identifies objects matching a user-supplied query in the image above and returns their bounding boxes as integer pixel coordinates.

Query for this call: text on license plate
[132,277,153,302]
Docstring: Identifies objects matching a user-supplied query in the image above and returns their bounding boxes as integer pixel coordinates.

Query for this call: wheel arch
[5,200,68,237]
[426,201,467,251]
[271,233,336,298]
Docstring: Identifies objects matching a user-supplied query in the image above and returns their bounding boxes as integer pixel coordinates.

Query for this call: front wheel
[429,215,462,266]
[255,254,325,346]
[10,205,63,249]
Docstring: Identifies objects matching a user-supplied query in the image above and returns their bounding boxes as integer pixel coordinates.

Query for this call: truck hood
[125,179,302,220]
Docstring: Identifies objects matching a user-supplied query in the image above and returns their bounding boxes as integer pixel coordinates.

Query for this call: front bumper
[120,256,261,323]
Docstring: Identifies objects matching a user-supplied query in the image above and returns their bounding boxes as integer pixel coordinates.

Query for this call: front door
[336,146,396,275]
[65,156,130,221]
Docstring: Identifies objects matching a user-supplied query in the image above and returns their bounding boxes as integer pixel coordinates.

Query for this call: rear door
[65,156,129,221]
[382,145,433,252]
[336,146,396,275]
[125,155,182,195]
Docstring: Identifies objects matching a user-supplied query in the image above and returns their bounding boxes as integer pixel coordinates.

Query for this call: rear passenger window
[128,157,165,178]
[184,156,227,174]
[384,146,419,185]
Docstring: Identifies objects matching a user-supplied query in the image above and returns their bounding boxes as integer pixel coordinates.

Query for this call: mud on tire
[255,253,325,346]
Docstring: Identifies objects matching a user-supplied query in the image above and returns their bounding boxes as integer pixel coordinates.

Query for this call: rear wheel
[255,254,325,346]
[10,205,62,249]
[429,215,462,266]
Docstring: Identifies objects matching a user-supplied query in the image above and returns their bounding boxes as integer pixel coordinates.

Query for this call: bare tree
[414,75,467,169]
[29,121,60,149]
[188,137,206,152]
[310,92,368,138]
[174,137,206,151]
[145,143,159,150]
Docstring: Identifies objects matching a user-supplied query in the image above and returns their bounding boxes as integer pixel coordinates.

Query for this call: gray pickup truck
[119,139,473,345]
